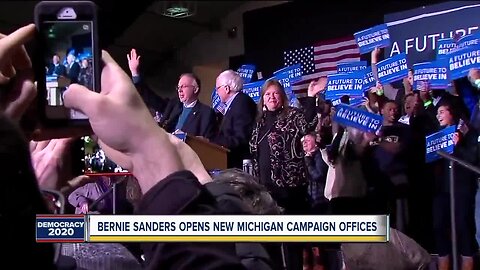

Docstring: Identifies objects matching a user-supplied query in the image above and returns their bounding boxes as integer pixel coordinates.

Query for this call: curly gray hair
[212,169,283,215]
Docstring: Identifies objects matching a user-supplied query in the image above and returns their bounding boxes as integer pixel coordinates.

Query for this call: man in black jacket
[213,70,257,168]
[127,50,216,139]
[302,133,328,213]
[66,53,80,84]
[47,54,66,76]
[162,73,217,139]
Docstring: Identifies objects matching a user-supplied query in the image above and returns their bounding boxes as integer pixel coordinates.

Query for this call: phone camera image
[83,136,129,175]
[43,20,95,120]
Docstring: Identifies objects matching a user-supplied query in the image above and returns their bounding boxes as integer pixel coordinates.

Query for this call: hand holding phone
[35,1,100,126]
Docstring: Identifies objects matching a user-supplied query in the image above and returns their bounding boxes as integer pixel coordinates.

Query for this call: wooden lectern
[185,135,229,171]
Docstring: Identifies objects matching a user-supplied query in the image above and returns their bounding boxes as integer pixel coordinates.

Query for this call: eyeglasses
[176,85,196,91]
[215,85,229,91]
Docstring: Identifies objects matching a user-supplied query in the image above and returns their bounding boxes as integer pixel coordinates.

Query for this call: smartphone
[34,1,100,126]
[82,135,131,177]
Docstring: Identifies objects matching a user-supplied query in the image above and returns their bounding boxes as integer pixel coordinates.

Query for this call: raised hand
[468,68,480,87]
[80,202,89,214]
[127,48,141,76]
[308,77,327,97]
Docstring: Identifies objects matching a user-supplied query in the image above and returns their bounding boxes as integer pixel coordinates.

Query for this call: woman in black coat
[433,101,479,270]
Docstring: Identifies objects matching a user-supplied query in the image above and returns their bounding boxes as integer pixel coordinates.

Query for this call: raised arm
[371,48,407,102]
[127,48,166,112]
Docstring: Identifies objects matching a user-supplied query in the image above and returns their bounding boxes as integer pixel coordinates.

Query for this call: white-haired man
[213,70,257,168]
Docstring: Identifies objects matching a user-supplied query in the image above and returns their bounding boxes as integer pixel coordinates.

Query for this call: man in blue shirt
[167,73,217,139]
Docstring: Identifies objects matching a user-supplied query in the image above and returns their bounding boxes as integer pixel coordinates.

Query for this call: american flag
[283,36,360,96]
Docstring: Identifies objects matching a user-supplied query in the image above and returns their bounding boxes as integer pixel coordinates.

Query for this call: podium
[184,134,229,171]
[46,75,71,106]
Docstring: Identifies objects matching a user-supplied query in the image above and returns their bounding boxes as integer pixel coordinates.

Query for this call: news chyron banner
[36,215,390,243]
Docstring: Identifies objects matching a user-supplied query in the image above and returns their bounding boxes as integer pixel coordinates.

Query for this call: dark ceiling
[0,1,245,54]
[0,0,153,46]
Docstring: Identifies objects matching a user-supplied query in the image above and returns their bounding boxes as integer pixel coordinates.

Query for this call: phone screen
[41,20,96,120]
[83,136,131,176]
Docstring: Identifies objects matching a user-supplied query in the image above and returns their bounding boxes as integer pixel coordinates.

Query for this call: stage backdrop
[240,1,448,92]
[384,1,480,65]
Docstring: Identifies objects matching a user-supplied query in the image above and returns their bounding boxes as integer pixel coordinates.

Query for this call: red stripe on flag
[314,53,361,64]
[314,44,360,55]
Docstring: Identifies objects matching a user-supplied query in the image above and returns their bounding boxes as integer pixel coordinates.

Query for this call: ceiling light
[155,1,197,18]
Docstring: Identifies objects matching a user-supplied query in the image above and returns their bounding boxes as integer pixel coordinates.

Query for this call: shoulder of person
[196,101,211,111]
[203,181,252,214]
[238,92,257,106]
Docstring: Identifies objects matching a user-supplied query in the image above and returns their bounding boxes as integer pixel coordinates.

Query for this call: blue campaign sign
[289,97,301,108]
[425,125,455,163]
[437,38,456,60]
[36,215,85,242]
[456,32,480,50]
[242,80,265,103]
[354,24,391,55]
[337,61,368,74]
[174,132,187,141]
[325,72,364,100]
[447,45,480,80]
[376,53,409,84]
[413,61,449,90]
[273,73,297,102]
[349,97,367,107]
[237,64,256,83]
[211,88,226,114]
[333,104,384,133]
[362,66,376,92]
[273,64,303,83]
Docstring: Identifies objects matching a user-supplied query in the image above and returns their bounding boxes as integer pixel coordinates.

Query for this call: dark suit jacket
[163,100,217,139]
[47,64,66,77]
[213,92,257,168]
[159,97,181,126]
[68,62,80,84]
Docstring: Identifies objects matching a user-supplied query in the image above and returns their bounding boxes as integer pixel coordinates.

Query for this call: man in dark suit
[213,70,257,168]
[47,54,66,76]
[66,53,80,84]
[162,73,217,139]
